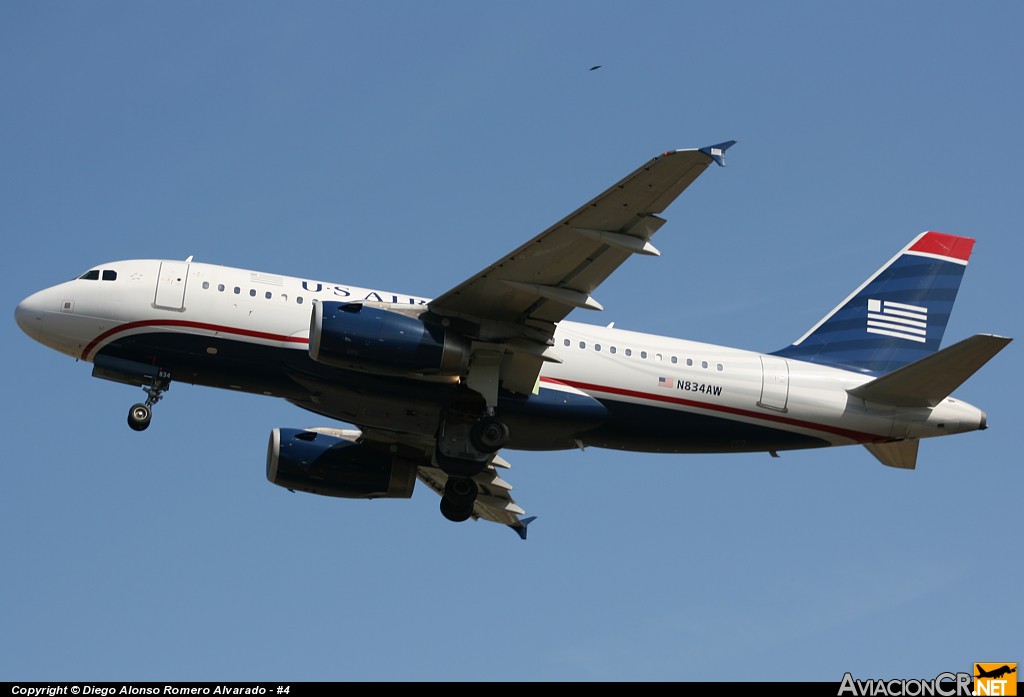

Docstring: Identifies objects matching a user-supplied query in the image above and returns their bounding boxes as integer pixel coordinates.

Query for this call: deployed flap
[865,440,919,469]
[848,334,1012,407]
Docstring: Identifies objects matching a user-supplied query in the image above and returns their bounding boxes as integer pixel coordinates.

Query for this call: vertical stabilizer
[774,232,973,374]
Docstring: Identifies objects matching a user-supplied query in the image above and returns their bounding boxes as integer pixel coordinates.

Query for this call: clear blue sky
[3,1,1021,681]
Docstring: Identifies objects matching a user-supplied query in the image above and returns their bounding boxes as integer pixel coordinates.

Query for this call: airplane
[15,142,1012,539]
[975,665,1016,680]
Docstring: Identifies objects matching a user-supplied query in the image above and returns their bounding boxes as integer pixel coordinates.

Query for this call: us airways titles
[299,280,427,305]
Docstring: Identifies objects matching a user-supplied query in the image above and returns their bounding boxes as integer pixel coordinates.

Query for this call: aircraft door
[154,261,190,311]
[758,355,790,412]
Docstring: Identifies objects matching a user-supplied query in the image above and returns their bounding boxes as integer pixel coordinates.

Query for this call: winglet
[509,516,538,540]
[699,140,737,167]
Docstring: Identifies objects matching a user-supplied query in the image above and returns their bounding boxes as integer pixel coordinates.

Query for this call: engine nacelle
[309,301,469,375]
[267,428,417,499]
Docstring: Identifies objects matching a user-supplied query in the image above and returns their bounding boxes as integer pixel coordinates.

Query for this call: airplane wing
[425,142,734,394]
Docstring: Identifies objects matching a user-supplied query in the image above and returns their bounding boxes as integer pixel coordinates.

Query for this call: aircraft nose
[15,290,52,340]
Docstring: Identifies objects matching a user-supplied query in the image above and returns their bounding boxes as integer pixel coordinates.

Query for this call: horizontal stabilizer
[865,440,919,469]
[847,334,1012,407]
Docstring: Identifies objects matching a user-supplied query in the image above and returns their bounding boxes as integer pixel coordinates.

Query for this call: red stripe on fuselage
[908,231,974,262]
[540,377,886,443]
[82,319,308,361]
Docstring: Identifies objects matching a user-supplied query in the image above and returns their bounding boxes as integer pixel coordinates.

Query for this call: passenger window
[218,284,225,292]
[563,339,570,347]
[579,341,586,349]
[671,356,678,364]
[640,351,648,359]
[234,287,241,294]
[686,358,693,366]
[202,281,210,290]
[595,344,601,352]
[249,289,256,297]
[717,363,724,372]
[701,360,709,369]
[281,294,288,302]
[609,346,616,354]
[265,291,272,299]
[102,270,117,281]
[297,297,304,304]
[79,270,100,281]
[625,349,632,357]
[656,353,663,361]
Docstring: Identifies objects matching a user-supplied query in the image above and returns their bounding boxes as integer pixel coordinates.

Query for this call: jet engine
[309,301,470,375]
[267,428,417,499]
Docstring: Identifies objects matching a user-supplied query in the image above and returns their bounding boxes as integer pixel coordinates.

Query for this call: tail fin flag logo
[974,663,1017,696]
[867,298,928,343]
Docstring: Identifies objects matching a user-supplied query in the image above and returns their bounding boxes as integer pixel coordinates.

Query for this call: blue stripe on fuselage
[95,329,826,455]
[579,397,830,453]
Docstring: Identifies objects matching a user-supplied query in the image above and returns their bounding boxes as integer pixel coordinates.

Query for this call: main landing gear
[470,415,510,453]
[440,477,478,523]
[436,411,511,523]
[127,370,171,432]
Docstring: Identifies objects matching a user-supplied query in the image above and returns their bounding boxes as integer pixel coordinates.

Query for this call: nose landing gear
[127,371,170,432]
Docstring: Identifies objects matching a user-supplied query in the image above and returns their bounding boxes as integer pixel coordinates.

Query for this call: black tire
[440,497,474,523]
[443,477,478,507]
[128,403,151,432]
[470,416,510,452]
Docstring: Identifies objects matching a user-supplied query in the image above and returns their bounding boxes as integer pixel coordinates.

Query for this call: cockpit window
[102,270,117,281]
[78,270,100,281]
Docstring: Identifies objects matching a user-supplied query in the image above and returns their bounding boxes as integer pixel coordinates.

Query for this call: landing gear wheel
[444,477,478,508]
[440,497,474,523]
[128,403,152,432]
[125,369,170,432]
[470,416,510,453]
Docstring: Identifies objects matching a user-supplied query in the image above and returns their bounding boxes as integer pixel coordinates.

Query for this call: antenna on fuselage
[184,255,194,263]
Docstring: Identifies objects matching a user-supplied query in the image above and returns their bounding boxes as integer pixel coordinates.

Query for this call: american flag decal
[658,377,673,389]
[866,299,927,343]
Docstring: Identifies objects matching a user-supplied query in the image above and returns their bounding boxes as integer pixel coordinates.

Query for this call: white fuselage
[15,259,987,454]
